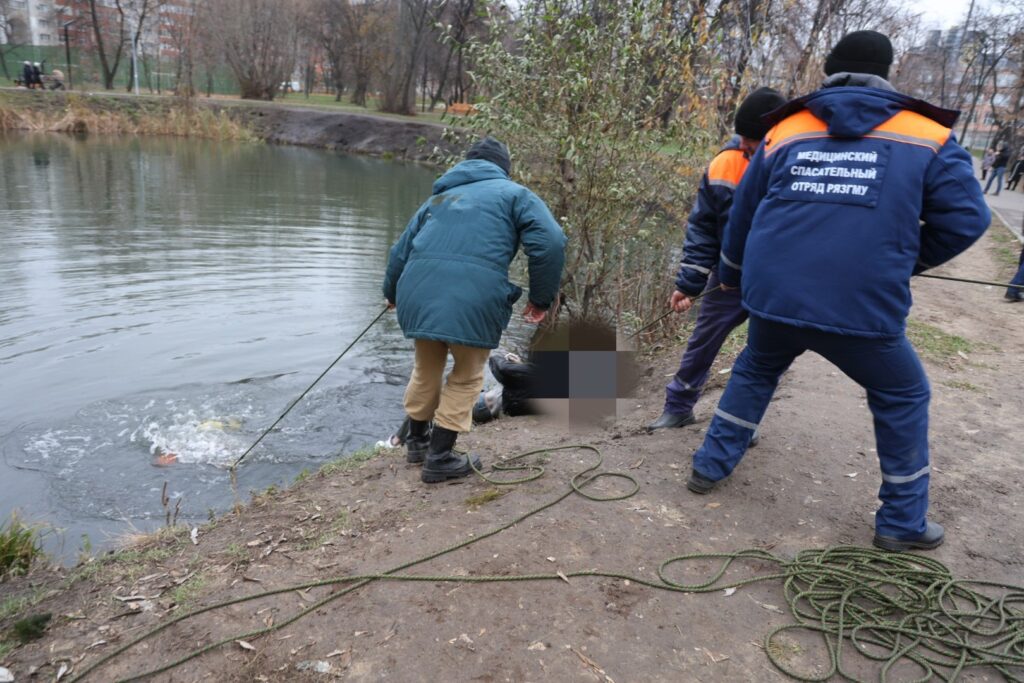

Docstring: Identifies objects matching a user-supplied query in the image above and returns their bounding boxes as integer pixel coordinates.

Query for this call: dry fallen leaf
[190,527,199,545]
[557,571,571,584]
[528,641,548,651]
[723,588,737,597]
[56,663,70,681]
[237,640,256,651]
[705,502,721,509]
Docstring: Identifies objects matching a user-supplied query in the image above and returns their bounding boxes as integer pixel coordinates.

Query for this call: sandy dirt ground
[1,226,1022,682]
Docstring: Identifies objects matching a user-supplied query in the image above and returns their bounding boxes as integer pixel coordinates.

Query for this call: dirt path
[2,227,1022,682]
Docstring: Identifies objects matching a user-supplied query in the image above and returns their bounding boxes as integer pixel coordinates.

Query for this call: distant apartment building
[896,26,1022,149]
[1,0,59,46]
[38,0,193,59]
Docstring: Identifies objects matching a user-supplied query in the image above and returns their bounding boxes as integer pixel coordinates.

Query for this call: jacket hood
[763,78,960,139]
[433,159,509,194]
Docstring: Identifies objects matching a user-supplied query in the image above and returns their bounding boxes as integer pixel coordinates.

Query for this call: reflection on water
[0,132,436,557]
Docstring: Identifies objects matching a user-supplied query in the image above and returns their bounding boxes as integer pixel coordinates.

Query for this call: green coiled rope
[69,445,1024,682]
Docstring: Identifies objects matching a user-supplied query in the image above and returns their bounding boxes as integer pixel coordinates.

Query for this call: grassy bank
[0,90,256,141]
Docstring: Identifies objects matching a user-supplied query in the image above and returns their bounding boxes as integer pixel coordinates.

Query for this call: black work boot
[872,521,945,552]
[646,411,696,433]
[405,418,431,464]
[421,426,482,484]
[686,469,721,494]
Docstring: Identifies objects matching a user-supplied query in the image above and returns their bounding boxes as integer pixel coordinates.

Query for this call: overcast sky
[908,0,993,30]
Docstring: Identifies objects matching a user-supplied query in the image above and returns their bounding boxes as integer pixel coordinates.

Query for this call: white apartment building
[1,0,58,46]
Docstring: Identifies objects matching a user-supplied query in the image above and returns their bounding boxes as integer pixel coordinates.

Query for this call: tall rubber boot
[406,418,431,464]
[421,427,482,484]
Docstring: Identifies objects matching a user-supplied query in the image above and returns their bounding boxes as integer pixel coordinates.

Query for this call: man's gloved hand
[670,290,693,313]
[523,302,547,324]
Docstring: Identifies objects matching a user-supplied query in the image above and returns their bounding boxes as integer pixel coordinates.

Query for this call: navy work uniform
[691,79,989,542]
[664,138,751,417]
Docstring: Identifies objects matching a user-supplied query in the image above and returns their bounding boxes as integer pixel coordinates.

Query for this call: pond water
[0,133,440,557]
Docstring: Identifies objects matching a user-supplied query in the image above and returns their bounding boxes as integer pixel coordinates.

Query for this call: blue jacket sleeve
[915,135,991,274]
[675,175,731,296]
[719,147,769,288]
[382,202,430,303]
[514,189,566,309]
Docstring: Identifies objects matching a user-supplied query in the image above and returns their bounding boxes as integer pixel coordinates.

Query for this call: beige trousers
[404,339,491,433]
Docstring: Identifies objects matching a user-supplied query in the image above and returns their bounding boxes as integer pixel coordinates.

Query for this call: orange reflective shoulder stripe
[763,108,952,157]
[706,149,748,189]
[866,111,951,153]
[763,110,829,157]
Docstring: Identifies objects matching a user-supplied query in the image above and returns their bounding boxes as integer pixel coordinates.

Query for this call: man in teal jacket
[383,137,566,483]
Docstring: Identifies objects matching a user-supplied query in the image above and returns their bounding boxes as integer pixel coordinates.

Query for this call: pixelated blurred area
[529,319,639,428]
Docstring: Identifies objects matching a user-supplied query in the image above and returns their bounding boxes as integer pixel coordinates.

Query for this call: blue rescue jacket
[676,137,749,295]
[720,81,989,338]
[383,159,566,349]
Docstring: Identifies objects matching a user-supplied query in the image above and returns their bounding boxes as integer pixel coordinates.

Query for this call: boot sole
[421,456,482,484]
[686,477,717,494]
[872,534,945,552]
[646,415,697,433]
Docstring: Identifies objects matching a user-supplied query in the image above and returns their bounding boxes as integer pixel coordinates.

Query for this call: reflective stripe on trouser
[665,270,749,416]
[692,316,931,538]
[404,339,490,433]
[1008,243,1024,297]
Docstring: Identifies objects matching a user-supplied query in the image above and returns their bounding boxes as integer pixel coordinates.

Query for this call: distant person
[984,144,1009,195]
[686,30,989,552]
[32,62,43,89]
[647,87,787,433]
[50,69,65,91]
[383,137,566,483]
[981,146,995,181]
[1007,155,1024,191]
[1007,239,1024,303]
[22,61,34,89]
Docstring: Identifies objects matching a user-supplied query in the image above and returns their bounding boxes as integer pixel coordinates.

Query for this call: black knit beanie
[466,136,511,175]
[824,30,893,79]
[734,87,787,140]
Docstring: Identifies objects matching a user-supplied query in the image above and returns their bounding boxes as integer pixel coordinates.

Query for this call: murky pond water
[0,133,438,556]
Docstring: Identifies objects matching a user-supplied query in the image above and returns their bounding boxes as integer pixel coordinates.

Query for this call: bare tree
[379,0,439,114]
[83,0,129,89]
[0,0,31,80]
[339,0,385,106]
[123,0,163,92]
[202,0,299,100]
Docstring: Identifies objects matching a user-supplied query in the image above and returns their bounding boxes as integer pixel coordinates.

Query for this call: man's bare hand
[523,302,547,324]
[670,290,693,313]
[385,300,396,310]
[719,283,737,292]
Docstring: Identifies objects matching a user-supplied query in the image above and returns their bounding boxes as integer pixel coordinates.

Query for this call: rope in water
[230,307,391,470]
[70,445,1024,682]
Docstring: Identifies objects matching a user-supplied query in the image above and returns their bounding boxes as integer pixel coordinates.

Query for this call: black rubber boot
[421,427,482,484]
[872,521,945,552]
[406,419,431,464]
[646,411,696,433]
[686,468,721,494]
